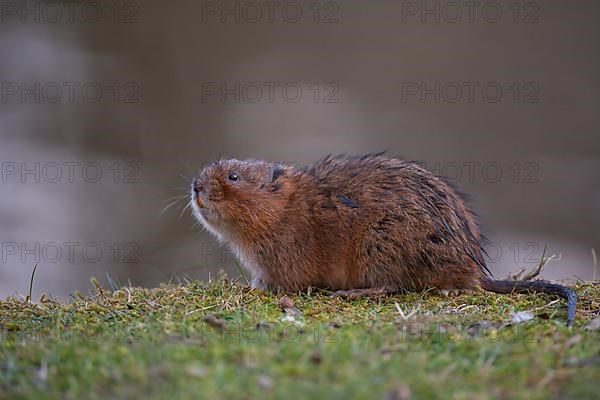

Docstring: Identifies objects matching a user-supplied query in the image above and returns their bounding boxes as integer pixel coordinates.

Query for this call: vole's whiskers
[178,173,192,184]
[178,201,193,220]
[191,219,206,232]
[163,193,188,202]
[160,193,188,215]
[178,157,196,177]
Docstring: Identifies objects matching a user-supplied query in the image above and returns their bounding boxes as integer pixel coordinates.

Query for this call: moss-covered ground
[1,277,599,399]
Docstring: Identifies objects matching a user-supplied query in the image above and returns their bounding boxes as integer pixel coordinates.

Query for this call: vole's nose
[192,178,203,194]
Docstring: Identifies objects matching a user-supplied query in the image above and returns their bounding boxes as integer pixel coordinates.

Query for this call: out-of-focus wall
[1,0,598,299]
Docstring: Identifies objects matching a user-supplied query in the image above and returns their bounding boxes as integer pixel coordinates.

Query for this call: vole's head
[191,159,293,240]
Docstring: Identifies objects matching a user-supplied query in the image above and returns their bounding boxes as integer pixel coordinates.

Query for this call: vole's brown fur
[191,154,577,325]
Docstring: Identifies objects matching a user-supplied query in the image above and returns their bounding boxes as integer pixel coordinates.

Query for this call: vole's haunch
[190,154,577,325]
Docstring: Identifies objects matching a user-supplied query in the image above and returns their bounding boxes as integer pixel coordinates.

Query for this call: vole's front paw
[250,277,268,291]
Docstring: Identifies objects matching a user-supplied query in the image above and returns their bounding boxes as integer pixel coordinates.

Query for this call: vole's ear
[271,164,293,182]
[271,164,286,182]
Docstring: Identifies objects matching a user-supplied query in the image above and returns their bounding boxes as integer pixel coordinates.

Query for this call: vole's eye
[228,172,239,182]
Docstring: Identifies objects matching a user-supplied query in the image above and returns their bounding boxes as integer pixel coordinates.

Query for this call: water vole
[190,154,576,325]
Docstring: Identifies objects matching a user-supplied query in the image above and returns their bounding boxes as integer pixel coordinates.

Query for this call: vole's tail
[480,278,577,326]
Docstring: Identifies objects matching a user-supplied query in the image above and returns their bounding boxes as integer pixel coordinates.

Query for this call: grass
[1,276,599,400]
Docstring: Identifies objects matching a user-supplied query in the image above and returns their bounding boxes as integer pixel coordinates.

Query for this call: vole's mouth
[191,192,217,221]
[191,196,226,241]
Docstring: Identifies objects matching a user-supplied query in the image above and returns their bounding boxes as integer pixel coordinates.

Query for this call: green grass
[1,277,599,399]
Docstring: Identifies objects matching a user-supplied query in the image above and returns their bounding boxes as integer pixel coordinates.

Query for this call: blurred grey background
[1,0,598,299]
